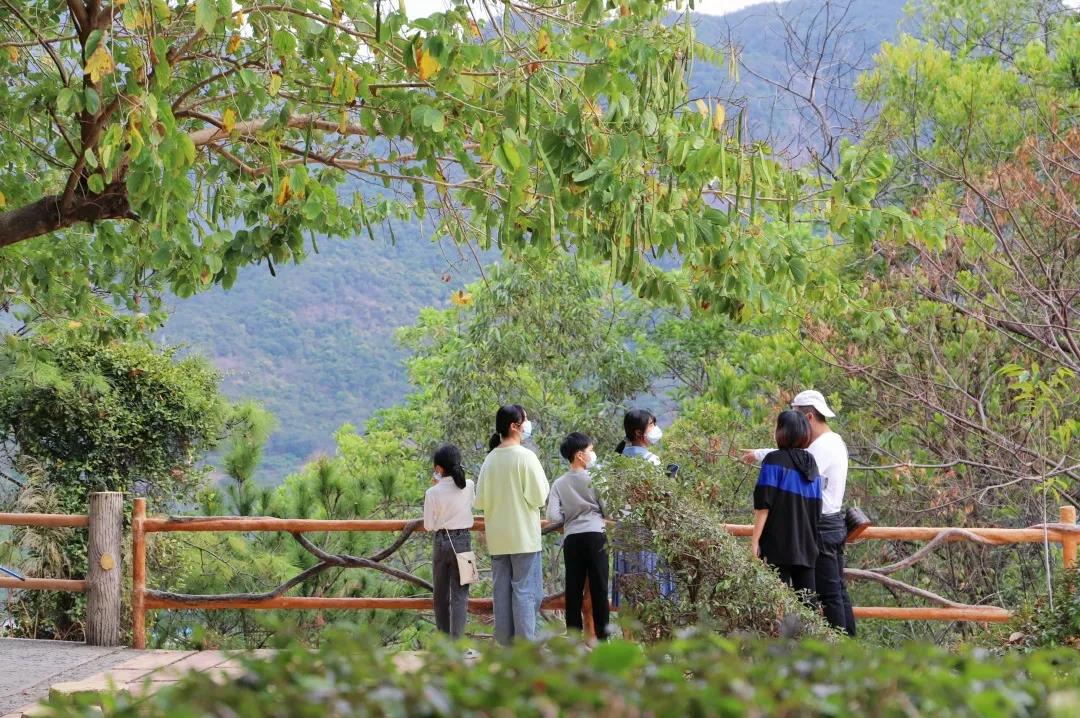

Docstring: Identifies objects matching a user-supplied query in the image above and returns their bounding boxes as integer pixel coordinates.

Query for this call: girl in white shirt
[423,444,475,638]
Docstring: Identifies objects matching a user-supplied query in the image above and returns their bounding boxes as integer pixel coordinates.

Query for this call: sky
[407,0,767,18]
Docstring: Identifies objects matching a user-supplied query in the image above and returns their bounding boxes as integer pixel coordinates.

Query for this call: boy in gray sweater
[547,432,609,640]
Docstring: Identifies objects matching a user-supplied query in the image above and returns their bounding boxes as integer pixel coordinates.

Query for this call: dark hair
[433,444,467,489]
[614,408,656,454]
[798,406,829,424]
[775,410,811,450]
[488,404,526,451]
[560,432,593,463]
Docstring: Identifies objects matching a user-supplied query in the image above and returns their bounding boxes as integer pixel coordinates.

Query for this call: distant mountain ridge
[163,0,908,482]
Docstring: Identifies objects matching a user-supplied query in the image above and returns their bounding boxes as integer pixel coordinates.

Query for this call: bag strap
[443,527,459,555]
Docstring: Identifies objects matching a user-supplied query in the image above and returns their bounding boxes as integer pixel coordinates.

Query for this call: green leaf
[641,109,658,135]
[789,256,807,284]
[272,29,298,57]
[589,640,645,675]
[84,87,101,115]
[572,165,597,183]
[85,30,105,57]
[87,173,105,194]
[56,88,77,114]
[195,0,219,33]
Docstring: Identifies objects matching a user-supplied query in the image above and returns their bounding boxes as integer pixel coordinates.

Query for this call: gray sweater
[546,469,606,535]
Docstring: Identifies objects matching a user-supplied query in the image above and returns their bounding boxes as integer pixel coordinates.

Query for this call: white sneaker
[462,648,481,661]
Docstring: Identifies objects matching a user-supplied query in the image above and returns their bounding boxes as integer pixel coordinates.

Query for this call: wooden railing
[0,492,125,645]
[130,497,1079,648]
[4,495,1075,647]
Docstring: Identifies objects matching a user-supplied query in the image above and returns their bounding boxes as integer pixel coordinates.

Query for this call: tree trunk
[86,491,124,646]
[0,183,132,248]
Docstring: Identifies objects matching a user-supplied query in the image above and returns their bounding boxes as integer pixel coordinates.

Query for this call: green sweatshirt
[475,445,549,555]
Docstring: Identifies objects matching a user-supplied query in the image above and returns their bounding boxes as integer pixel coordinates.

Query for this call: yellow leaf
[275,177,291,206]
[712,102,725,131]
[416,48,440,82]
[450,290,473,307]
[227,33,242,54]
[607,39,616,51]
[619,1,629,17]
[0,190,5,208]
[331,71,343,98]
[338,110,348,134]
[696,99,709,119]
[538,29,550,55]
[6,46,18,63]
[67,320,82,329]
[222,108,236,133]
[84,45,114,83]
[468,20,481,37]
[269,73,282,96]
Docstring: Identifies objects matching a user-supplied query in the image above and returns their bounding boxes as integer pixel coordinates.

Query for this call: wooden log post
[132,497,147,649]
[1062,505,1078,571]
[86,492,124,646]
[582,578,596,641]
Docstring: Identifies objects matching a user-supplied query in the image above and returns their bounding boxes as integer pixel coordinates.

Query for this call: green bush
[42,630,1080,717]
[594,458,834,641]
[1010,565,1080,651]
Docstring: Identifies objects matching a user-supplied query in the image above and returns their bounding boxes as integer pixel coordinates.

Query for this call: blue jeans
[491,552,543,646]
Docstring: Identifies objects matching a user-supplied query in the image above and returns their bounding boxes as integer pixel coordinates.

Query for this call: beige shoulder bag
[444,529,480,585]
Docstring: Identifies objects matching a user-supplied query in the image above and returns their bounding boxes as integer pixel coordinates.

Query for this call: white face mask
[584,450,598,469]
[645,425,663,445]
[520,420,533,439]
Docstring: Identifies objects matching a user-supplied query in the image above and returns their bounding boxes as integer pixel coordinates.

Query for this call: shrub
[41,629,1080,717]
[1009,564,1080,651]
[593,458,834,641]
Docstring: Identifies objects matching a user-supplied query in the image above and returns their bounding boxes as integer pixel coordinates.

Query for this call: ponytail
[489,404,526,451]
[448,463,467,489]
[432,444,467,490]
[618,408,656,453]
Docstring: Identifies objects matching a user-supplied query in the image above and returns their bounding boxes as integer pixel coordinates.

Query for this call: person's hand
[749,541,760,559]
[740,450,758,465]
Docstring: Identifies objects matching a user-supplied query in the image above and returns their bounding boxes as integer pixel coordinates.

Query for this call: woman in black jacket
[750,410,823,594]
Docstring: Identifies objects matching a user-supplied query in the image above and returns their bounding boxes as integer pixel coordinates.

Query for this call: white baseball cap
[791,390,835,418]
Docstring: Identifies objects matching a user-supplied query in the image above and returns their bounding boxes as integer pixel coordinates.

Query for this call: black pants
[816,513,857,636]
[775,563,817,595]
[432,529,471,638]
[563,532,610,640]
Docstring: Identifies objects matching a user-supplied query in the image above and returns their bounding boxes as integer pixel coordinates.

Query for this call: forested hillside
[162,0,907,481]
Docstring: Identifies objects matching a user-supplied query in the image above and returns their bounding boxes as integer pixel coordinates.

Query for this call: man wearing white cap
[742,390,856,636]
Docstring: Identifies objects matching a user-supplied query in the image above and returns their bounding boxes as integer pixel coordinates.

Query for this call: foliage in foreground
[42,630,1080,718]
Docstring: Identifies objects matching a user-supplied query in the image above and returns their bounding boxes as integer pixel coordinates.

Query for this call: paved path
[0,639,141,715]
[0,640,429,717]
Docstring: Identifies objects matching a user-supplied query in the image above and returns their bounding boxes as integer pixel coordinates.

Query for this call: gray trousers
[490,551,543,646]
[432,530,471,638]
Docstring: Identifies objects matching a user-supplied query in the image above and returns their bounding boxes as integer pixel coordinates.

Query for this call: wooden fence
[3,496,1077,648]
[128,498,1078,649]
[0,492,124,646]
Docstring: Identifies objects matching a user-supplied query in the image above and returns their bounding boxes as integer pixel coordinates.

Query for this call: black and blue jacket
[754,448,822,568]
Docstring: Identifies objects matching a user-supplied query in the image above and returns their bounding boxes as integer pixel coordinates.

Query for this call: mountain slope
[162,1,908,482]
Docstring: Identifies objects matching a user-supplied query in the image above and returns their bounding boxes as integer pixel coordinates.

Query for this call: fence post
[132,497,147,649]
[1062,505,1077,571]
[582,578,596,641]
[85,491,123,646]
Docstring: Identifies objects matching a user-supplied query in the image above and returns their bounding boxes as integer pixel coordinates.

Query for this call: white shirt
[754,431,848,514]
[423,477,476,531]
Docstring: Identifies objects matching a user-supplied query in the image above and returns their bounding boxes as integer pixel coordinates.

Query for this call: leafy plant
[40,629,1080,717]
